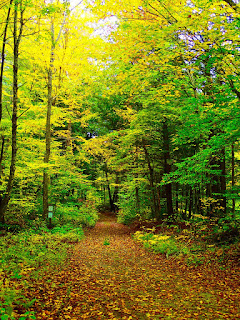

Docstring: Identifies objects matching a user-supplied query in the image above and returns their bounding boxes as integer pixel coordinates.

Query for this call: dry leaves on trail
[22,215,240,319]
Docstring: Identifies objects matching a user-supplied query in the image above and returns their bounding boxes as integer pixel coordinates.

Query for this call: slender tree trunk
[231,143,235,216]
[66,121,72,148]
[135,186,140,215]
[175,182,179,214]
[184,188,188,220]
[0,137,5,192]
[0,0,13,123]
[42,6,68,219]
[142,144,158,217]
[112,175,119,212]
[194,187,201,215]
[0,0,13,219]
[206,174,212,217]
[105,169,114,212]
[43,21,54,219]
[220,147,226,215]
[180,188,184,216]
[162,119,174,217]
[156,185,161,219]
[135,147,140,216]
[0,0,23,223]
[188,187,193,219]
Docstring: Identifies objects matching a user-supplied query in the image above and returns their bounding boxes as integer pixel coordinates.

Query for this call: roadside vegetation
[132,213,240,269]
[0,205,98,320]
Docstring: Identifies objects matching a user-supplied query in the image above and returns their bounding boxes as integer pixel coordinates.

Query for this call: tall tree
[0,0,24,223]
[43,0,69,219]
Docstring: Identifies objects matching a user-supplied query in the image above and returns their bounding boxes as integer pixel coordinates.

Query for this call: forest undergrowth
[1,213,239,320]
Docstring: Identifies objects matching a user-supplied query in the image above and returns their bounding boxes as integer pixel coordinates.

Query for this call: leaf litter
[20,214,240,319]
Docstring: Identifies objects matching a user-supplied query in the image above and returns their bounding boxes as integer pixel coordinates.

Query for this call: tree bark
[223,0,239,12]
[162,119,174,217]
[135,186,140,215]
[183,188,188,220]
[112,175,119,212]
[0,0,23,223]
[66,121,72,148]
[188,187,193,219]
[208,150,227,217]
[105,169,114,212]
[220,147,226,215]
[175,182,179,214]
[43,20,54,220]
[42,4,68,219]
[231,143,235,216]
[142,143,158,217]
[0,1,13,216]
[0,0,13,124]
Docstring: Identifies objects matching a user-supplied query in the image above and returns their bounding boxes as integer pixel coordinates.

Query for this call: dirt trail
[32,214,240,320]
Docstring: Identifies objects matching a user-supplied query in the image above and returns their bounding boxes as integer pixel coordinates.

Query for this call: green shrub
[116,179,153,225]
[27,218,48,234]
[133,231,190,258]
[117,209,138,225]
[212,217,240,244]
[54,203,98,228]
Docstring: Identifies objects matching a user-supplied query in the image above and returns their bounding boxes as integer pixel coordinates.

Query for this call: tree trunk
[0,136,5,180]
[206,177,211,217]
[112,175,119,212]
[0,0,23,223]
[231,143,235,216]
[0,0,13,123]
[220,147,226,215]
[142,144,158,217]
[175,182,179,215]
[105,170,114,212]
[0,0,13,223]
[183,188,188,220]
[162,119,174,217]
[210,148,226,217]
[43,21,54,219]
[42,5,68,219]
[66,121,72,148]
[188,187,193,219]
[135,186,140,215]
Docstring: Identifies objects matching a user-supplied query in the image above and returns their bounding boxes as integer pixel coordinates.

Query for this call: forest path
[32,213,240,320]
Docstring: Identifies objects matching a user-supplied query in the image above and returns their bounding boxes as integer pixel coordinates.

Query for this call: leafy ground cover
[6,213,239,320]
[132,216,240,267]
[0,223,84,320]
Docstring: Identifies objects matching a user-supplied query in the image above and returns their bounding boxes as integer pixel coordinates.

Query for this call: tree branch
[223,0,239,12]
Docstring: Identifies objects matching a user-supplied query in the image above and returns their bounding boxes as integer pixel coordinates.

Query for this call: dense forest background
[0,0,240,229]
[1,1,240,318]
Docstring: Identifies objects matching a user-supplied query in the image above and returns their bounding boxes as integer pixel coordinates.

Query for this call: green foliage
[51,224,84,242]
[117,209,138,225]
[103,238,110,245]
[0,306,36,320]
[117,178,152,224]
[186,255,205,266]
[27,218,48,234]
[55,202,99,228]
[0,225,84,317]
[211,217,240,244]
[133,231,190,258]
[0,228,84,274]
